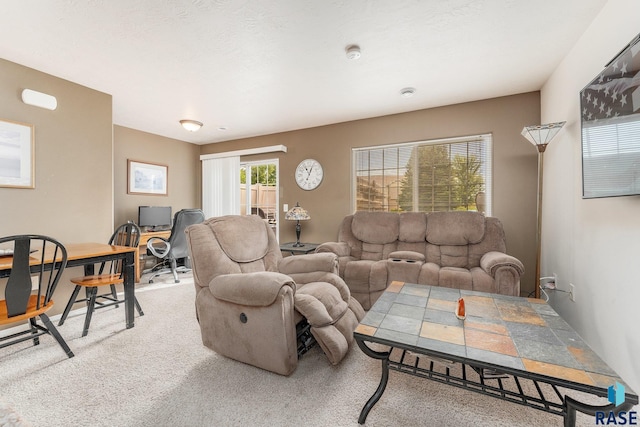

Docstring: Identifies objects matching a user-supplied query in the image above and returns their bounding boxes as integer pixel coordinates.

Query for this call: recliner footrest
[294,281,362,365]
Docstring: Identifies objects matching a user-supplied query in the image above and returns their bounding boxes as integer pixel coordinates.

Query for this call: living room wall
[113,126,201,228]
[200,92,541,296]
[0,58,113,242]
[540,0,639,394]
[0,58,114,321]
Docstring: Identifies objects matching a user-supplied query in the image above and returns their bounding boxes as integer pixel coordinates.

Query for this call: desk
[279,242,319,255]
[0,242,138,330]
[136,230,171,282]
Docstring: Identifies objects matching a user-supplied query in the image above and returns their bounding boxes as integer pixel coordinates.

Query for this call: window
[353,134,492,214]
[240,160,279,237]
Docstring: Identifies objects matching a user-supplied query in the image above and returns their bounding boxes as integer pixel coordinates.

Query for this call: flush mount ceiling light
[345,44,361,60]
[400,87,416,98]
[180,119,203,132]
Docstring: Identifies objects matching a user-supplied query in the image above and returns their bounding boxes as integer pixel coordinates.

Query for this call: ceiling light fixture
[180,119,203,132]
[345,45,361,60]
[400,87,416,98]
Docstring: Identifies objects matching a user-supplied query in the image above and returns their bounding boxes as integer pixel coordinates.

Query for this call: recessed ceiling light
[345,45,361,60]
[400,87,416,98]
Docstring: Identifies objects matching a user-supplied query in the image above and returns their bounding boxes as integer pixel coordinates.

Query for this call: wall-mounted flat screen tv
[138,206,172,230]
[581,33,640,199]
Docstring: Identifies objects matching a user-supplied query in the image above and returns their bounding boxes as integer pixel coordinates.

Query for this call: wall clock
[295,158,324,190]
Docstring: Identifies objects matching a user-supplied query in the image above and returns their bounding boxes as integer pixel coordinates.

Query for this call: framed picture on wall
[127,159,168,196]
[0,119,35,189]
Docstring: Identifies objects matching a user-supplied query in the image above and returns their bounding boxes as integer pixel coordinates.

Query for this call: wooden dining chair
[58,223,143,337]
[0,235,74,358]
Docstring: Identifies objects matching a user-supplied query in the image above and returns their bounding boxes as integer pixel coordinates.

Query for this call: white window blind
[352,134,492,214]
[202,156,240,218]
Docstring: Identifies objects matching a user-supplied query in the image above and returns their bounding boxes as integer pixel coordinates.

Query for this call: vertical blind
[202,156,240,218]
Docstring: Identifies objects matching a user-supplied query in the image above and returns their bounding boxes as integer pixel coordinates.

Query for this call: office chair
[146,209,205,283]
[58,223,143,337]
[0,235,74,357]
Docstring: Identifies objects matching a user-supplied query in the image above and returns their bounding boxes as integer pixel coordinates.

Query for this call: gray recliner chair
[185,215,365,376]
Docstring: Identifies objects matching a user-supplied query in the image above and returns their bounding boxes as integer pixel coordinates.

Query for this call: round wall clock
[295,158,324,190]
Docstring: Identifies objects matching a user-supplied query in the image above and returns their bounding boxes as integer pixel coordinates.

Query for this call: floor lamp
[521,122,565,298]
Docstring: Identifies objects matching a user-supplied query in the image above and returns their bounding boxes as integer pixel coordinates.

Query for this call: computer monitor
[138,206,172,230]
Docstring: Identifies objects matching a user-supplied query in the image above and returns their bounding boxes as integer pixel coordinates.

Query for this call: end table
[279,242,319,255]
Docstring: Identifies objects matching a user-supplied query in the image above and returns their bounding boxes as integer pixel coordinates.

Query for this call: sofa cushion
[426,211,485,245]
[399,212,427,242]
[439,267,473,290]
[351,211,399,244]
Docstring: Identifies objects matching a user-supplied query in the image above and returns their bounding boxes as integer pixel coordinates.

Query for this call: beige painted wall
[201,92,541,296]
[113,126,201,228]
[541,0,640,393]
[0,58,113,242]
[1,58,114,321]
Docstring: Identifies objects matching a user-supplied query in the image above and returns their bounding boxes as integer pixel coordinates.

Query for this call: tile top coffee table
[354,281,638,426]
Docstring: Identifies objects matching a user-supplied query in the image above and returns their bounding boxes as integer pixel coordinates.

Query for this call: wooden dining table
[0,242,138,329]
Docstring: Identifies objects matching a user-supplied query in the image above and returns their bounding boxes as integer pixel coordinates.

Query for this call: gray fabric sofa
[316,211,524,310]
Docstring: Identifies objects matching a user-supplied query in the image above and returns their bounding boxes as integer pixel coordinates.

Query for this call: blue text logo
[594,382,637,425]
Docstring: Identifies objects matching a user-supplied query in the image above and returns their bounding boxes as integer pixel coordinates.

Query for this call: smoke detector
[400,87,416,98]
[345,45,361,60]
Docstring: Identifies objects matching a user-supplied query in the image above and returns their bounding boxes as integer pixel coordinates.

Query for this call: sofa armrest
[210,272,295,306]
[278,252,338,275]
[316,241,351,257]
[388,250,426,262]
[480,251,525,277]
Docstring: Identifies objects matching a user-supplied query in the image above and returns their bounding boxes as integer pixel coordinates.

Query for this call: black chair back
[99,223,141,276]
[167,209,205,260]
[1,235,67,318]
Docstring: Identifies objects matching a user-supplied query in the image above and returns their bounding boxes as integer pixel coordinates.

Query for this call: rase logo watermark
[595,382,637,425]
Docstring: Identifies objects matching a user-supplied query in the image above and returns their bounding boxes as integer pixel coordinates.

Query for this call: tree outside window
[354,135,491,214]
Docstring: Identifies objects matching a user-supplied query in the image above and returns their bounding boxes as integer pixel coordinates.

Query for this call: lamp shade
[284,203,310,221]
[521,122,566,151]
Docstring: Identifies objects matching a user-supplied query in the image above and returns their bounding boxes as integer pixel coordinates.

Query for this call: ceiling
[1,0,607,145]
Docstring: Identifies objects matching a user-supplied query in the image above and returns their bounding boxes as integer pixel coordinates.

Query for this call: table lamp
[284,202,310,247]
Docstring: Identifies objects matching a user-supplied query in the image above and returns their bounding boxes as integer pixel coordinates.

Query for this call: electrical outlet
[31,276,39,290]
[283,204,288,212]
[569,283,575,302]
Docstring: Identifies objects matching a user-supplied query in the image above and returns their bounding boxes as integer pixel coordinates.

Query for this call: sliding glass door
[240,159,279,238]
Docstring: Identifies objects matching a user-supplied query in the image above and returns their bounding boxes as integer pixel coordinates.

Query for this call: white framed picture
[0,119,34,189]
[127,159,168,196]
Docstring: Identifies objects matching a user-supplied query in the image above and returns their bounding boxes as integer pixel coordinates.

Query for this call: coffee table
[354,282,638,426]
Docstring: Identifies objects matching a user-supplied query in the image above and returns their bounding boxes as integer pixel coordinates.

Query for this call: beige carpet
[0,273,607,426]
